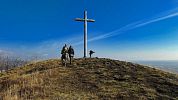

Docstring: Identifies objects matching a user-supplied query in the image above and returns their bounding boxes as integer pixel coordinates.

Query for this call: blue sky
[0,0,178,60]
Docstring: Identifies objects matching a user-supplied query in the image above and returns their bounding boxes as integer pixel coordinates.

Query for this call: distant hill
[0,58,177,100]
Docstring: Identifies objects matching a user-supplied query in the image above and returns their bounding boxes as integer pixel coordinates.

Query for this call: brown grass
[0,58,177,100]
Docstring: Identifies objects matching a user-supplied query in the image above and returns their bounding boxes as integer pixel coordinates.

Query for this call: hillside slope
[0,58,177,100]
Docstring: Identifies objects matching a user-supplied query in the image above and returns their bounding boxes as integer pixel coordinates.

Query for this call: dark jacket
[68,47,74,56]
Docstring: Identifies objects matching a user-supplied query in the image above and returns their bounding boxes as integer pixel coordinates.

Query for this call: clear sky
[0,0,178,60]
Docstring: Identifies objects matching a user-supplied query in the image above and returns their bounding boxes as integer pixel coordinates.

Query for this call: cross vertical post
[84,11,87,58]
[75,11,95,58]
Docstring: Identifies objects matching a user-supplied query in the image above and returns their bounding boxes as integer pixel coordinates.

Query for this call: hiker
[61,44,68,54]
[89,50,95,58]
[61,44,69,66]
[68,45,74,64]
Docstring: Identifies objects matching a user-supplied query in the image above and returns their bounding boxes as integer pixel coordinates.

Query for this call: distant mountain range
[135,60,178,74]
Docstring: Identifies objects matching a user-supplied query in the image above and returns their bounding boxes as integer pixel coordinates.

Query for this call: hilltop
[0,58,177,100]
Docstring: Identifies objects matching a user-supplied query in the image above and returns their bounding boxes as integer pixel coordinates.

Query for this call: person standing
[89,50,95,58]
[61,44,69,66]
[68,45,74,64]
[61,44,68,55]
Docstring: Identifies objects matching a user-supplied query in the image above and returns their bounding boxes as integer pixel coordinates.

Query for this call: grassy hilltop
[0,58,177,100]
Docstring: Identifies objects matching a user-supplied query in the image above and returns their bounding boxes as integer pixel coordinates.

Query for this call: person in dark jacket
[61,44,68,54]
[68,45,74,64]
[89,50,95,58]
[61,44,69,66]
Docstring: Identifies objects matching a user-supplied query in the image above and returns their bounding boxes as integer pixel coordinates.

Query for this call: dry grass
[0,58,177,100]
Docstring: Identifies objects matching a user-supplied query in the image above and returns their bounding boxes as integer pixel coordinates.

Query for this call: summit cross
[75,11,95,58]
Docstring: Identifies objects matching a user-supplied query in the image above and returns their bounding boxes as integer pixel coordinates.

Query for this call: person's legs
[61,54,67,66]
[69,56,72,64]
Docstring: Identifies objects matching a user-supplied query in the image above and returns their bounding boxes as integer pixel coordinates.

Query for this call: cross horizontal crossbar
[75,18,95,22]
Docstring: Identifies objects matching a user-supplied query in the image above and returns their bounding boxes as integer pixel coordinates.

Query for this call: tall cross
[75,11,95,58]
